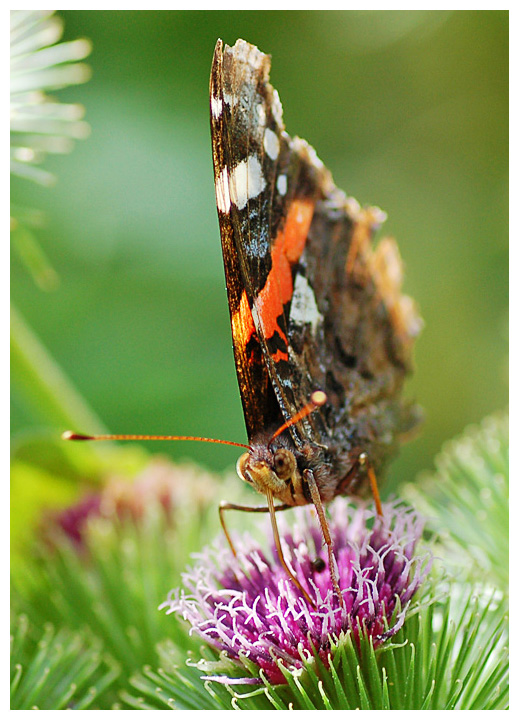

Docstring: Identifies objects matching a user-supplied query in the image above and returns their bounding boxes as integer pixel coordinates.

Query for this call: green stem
[10,303,109,467]
[11,221,59,292]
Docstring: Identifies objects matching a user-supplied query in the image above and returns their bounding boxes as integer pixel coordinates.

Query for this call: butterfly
[64,39,421,607]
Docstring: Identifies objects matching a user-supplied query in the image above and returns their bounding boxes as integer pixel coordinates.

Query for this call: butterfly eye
[236,452,254,484]
[273,448,296,481]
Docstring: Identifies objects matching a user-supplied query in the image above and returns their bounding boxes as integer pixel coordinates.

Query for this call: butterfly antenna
[268,390,327,449]
[62,430,250,450]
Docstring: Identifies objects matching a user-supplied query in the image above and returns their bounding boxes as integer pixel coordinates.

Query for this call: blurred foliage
[12,500,207,674]
[10,10,91,188]
[11,10,508,490]
[10,10,91,288]
[403,410,508,592]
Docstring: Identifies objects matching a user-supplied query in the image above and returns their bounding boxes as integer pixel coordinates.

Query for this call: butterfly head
[236,391,328,504]
[236,442,305,505]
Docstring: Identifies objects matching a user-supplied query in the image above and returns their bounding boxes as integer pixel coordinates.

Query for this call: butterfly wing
[211,39,421,467]
[210,40,282,440]
[210,39,330,447]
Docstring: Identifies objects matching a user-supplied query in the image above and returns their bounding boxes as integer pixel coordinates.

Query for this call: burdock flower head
[161,499,431,685]
[47,458,218,547]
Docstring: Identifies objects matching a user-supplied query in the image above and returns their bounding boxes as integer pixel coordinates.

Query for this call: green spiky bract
[10,615,120,709]
[124,584,508,710]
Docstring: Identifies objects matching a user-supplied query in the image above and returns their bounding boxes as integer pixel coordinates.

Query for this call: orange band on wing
[255,199,314,345]
[271,348,289,362]
[232,289,256,349]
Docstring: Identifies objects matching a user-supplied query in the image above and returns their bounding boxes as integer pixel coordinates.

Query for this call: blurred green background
[11,10,508,488]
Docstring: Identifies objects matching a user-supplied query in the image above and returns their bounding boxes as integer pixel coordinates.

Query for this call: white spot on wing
[256,103,266,128]
[251,304,261,330]
[211,94,223,118]
[370,206,388,229]
[272,89,284,127]
[306,143,324,170]
[222,88,236,107]
[263,128,280,161]
[234,40,264,70]
[230,156,266,209]
[215,167,231,213]
[290,273,323,334]
[277,174,287,196]
[345,196,361,220]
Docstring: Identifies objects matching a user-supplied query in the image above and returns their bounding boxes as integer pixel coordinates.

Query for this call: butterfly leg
[358,452,384,516]
[218,500,291,556]
[303,469,345,609]
[219,497,315,607]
